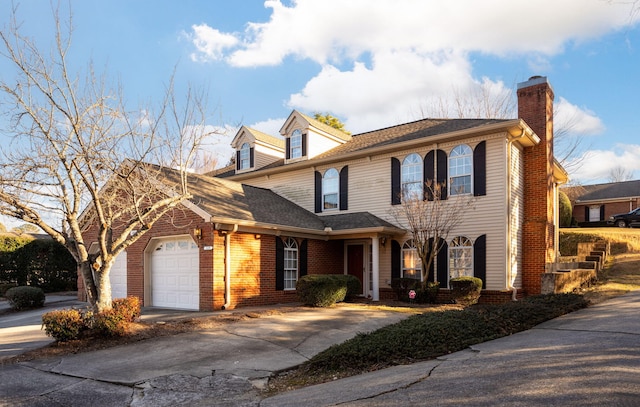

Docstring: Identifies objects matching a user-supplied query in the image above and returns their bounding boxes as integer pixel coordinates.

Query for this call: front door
[347,244,364,295]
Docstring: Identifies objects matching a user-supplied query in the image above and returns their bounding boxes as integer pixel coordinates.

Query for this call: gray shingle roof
[322,212,400,231]
[569,179,640,202]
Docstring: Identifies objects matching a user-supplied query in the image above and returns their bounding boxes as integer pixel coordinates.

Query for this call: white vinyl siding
[235,133,511,291]
[254,143,284,168]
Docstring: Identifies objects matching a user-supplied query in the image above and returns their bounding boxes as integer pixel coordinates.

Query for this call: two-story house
[79,76,567,311]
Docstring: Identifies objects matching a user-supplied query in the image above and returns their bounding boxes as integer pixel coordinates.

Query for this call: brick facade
[573,200,639,223]
[518,77,556,296]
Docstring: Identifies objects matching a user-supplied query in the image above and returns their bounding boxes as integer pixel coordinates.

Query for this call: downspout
[507,128,526,301]
[220,224,238,310]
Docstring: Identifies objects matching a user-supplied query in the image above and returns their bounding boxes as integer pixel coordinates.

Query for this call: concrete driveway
[0,303,413,406]
[0,294,86,361]
[2,292,640,406]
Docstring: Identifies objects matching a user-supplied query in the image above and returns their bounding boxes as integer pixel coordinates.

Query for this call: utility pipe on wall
[217,224,238,310]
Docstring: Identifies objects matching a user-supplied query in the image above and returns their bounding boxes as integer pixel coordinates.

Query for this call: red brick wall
[518,77,555,295]
[574,200,639,223]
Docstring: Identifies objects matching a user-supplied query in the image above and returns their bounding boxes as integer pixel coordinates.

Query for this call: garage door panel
[151,238,199,310]
[110,252,127,300]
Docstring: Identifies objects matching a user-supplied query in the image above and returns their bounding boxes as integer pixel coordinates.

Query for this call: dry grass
[560,227,640,254]
[579,252,640,304]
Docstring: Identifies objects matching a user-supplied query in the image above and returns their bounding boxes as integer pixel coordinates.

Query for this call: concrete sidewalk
[262,290,640,406]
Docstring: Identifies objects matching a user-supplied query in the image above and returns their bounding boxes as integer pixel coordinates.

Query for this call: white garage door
[151,238,199,310]
[110,252,128,299]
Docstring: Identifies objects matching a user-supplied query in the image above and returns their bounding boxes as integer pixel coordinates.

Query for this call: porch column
[371,236,380,301]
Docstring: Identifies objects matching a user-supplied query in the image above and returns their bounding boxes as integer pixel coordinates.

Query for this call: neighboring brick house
[80,76,567,311]
[563,180,640,226]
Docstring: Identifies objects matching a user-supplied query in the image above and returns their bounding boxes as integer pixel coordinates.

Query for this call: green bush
[390,277,421,301]
[0,236,76,292]
[449,276,483,306]
[112,296,141,323]
[42,309,86,342]
[0,282,17,297]
[5,286,45,310]
[326,274,361,300]
[297,275,348,307]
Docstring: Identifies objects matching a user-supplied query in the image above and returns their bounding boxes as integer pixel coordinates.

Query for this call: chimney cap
[517,75,551,91]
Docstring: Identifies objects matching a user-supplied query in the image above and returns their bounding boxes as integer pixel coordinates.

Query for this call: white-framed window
[323,168,339,210]
[449,144,473,195]
[449,236,473,279]
[402,239,422,280]
[290,129,302,159]
[239,142,250,170]
[283,237,298,290]
[589,205,601,222]
[401,153,423,201]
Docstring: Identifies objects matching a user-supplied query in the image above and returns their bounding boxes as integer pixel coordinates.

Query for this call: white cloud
[568,144,640,183]
[250,117,285,136]
[189,0,637,67]
[188,24,239,62]
[555,97,605,136]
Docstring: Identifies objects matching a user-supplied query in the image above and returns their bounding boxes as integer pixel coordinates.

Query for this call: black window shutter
[424,151,435,201]
[339,166,348,210]
[437,149,448,200]
[302,133,307,157]
[584,206,589,222]
[473,141,486,196]
[299,239,308,277]
[426,238,435,283]
[286,138,291,159]
[391,240,401,280]
[437,239,448,286]
[236,150,241,171]
[391,158,401,205]
[314,171,322,213]
[474,234,487,289]
[600,205,605,221]
[275,237,284,290]
[249,147,254,168]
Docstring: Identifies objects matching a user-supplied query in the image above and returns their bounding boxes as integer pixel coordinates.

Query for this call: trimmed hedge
[5,286,45,310]
[0,236,76,292]
[41,309,86,342]
[449,276,483,306]
[297,274,361,307]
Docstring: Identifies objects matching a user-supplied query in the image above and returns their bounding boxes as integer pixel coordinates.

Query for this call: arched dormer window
[402,239,421,280]
[449,144,473,195]
[449,236,473,279]
[290,129,302,159]
[239,142,250,170]
[401,153,423,201]
[322,168,339,210]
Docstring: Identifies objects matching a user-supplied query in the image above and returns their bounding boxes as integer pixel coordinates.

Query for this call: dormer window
[239,143,251,170]
[290,129,302,159]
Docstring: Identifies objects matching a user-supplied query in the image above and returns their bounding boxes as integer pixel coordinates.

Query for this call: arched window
[322,168,339,210]
[283,237,298,290]
[290,129,302,159]
[401,153,423,200]
[402,239,421,280]
[449,236,473,279]
[239,142,250,170]
[449,144,473,195]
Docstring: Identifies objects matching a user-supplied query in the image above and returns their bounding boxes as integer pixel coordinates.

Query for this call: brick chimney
[517,76,555,295]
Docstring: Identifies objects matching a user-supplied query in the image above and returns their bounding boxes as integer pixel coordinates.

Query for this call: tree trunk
[94,265,113,313]
[78,261,98,311]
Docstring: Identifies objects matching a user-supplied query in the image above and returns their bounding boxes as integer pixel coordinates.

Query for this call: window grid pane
[402,154,423,201]
[323,168,339,209]
[290,130,302,159]
[449,145,472,196]
[240,143,250,169]
[284,238,298,290]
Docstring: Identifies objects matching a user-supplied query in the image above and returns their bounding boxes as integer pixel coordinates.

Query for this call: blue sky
[1,0,640,184]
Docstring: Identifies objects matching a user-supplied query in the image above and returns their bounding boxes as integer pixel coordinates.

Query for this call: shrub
[449,276,483,306]
[297,275,348,307]
[112,296,141,323]
[0,282,17,297]
[5,286,45,310]
[390,278,421,301]
[42,309,85,342]
[327,274,361,300]
[93,309,128,337]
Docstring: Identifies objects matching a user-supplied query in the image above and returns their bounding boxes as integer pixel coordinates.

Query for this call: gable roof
[231,126,285,150]
[161,167,403,236]
[565,179,640,203]
[298,112,352,142]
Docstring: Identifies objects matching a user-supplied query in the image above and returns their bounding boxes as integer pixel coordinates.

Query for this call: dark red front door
[347,245,364,295]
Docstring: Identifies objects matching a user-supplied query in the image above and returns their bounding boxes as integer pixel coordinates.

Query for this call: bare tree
[607,166,635,183]
[390,181,475,286]
[0,5,216,312]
